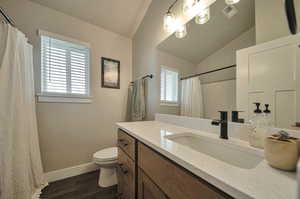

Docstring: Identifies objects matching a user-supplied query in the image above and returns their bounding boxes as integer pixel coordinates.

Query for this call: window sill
[37,95,92,104]
[160,103,179,107]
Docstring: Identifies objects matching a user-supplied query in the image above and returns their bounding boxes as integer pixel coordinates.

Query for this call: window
[39,31,90,102]
[160,67,179,105]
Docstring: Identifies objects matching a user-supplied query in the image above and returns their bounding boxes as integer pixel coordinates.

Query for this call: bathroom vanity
[116,115,297,199]
[117,129,231,199]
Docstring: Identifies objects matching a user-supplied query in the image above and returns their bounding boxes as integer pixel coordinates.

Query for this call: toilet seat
[93,147,118,164]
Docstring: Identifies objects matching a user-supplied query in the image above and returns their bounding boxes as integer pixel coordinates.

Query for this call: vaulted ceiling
[29,0,152,37]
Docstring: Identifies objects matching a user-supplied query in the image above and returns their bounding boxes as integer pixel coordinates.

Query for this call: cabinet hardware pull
[118,139,129,147]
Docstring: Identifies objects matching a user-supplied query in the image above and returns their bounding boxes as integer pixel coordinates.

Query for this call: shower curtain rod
[0,7,15,27]
[180,65,236,80]
[130,74,153,84]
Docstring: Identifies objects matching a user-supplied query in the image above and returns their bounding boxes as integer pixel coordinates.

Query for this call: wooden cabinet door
[138,169,168,199]
[117,148,135,199]
[138,143,232,199]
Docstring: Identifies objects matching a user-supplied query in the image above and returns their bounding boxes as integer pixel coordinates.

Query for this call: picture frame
[101,57,120,89]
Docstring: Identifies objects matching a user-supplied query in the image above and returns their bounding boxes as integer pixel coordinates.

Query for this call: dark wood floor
[41,170,118,199]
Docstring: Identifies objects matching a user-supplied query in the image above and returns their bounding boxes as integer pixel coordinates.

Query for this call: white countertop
[116,121,297,199]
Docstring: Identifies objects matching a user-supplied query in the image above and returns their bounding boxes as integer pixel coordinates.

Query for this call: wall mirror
[157,0,255,122]
[157,0,300,130]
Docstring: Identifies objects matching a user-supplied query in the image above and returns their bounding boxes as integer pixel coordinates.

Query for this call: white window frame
[160,66,179,106]
[37,30,92,103]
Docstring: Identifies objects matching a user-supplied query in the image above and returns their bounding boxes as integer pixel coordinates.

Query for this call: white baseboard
[45,162,99,183]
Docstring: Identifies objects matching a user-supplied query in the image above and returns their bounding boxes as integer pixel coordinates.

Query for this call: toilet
[93,147,118,187]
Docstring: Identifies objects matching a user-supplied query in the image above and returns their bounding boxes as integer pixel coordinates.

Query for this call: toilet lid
[93,147,118,162]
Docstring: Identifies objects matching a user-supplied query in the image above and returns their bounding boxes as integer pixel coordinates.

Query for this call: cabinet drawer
[138,169,168,199]
[138,143,233,199]
[117,147,135,199]
[118,129,136,160]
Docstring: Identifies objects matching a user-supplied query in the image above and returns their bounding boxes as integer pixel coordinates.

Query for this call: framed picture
[101,57,120,89]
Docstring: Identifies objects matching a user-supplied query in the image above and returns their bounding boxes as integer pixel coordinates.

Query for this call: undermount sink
[165,133,263,169]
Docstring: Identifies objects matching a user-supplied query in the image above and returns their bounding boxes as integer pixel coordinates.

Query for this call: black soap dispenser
[264,104,271,114]
[254,102,262,114]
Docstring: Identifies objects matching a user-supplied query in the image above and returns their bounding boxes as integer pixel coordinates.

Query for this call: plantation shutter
[41,35,90,97]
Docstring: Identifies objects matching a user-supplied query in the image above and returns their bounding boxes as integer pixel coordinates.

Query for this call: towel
[131,79,146,121]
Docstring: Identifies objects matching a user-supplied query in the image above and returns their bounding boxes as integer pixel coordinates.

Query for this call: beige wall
[133,0,195,120]
[1,0,132,172]
[197,27,256,74]
[196,28,255,118]
[255,0,300,44]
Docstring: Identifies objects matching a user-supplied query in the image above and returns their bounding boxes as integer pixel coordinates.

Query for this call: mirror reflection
[158,0,300,130]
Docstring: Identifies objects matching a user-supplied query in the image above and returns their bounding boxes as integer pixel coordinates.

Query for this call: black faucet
[211,111,228,140]
[232,111,245,123]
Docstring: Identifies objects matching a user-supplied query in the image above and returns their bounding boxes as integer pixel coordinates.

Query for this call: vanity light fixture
[195,7,210,24]
[183,0,198,16]
[164,11,176,33]
[225,0,240,5]
[164,0,241,39]
[164,0,188,39]
[164,0,178,33]
[175,22,187,38]
[183,0,216,17]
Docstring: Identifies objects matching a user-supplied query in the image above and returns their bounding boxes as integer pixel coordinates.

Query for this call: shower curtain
[181,77,204,118]
[0,24,47,199]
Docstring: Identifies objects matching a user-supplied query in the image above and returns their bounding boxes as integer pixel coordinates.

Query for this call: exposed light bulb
[175,23,187,39]
[225,0,240,5]
[195,7,210,24]
[164,12,176,33]
[183,0,198,16]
